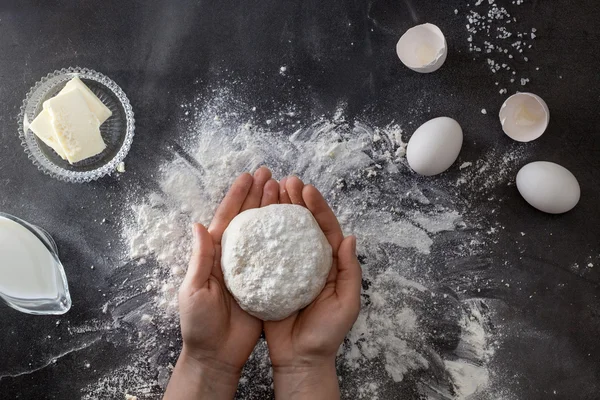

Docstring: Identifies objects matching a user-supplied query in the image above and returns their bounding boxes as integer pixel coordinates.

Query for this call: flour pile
[82,91,524,399]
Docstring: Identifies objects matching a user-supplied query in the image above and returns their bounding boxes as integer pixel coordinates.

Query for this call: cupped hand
[265,176,362,399]
[165,167,279,399]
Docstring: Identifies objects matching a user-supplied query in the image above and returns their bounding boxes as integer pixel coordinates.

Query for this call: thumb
[335,236,362,309]
[182,223,215,291]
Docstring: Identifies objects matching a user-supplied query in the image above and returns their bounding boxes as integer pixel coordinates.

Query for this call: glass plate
[18,67,135,183]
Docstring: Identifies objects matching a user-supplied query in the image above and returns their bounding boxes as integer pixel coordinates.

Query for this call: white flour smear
[82,92,524,399]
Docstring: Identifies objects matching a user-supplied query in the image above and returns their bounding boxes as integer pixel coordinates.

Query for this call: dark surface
[0,1,599,399]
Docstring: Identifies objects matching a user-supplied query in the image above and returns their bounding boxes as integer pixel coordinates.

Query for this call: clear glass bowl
[0,212,71,315]
[18,67,135,183]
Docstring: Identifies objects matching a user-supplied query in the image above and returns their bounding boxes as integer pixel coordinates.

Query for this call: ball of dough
[221,204,332,321]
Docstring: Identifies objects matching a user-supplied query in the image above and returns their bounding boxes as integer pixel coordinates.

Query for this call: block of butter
[29,76,111,164]
[28,109,68,160]
[44,88,106,164]
[54,77,112,124]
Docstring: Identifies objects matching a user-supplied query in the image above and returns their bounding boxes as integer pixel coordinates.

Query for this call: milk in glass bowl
[0,213,71,315]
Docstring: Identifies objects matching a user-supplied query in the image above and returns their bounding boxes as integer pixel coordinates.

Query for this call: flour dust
[83,91,524,399]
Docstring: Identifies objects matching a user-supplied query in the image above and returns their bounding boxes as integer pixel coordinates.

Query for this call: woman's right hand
[263,176,362,400]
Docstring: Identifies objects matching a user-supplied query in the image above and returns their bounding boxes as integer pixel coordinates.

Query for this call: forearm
[272,359,340,400]
[164,347,240,400]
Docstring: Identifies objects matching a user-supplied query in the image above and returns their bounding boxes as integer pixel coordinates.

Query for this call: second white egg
[406,117,463,176]
[516,161,580,214]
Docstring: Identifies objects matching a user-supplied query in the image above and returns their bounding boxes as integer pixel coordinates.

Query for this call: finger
[325,259,338,284]
[209,173,253,243]
[334,236,362,310]
[182,224,215,291]
[285,176,305,206]
[302,184,343,256]
[261,179,279,206]
[279,177,291,204]
[240,167,272,211]
[211,244,225,282]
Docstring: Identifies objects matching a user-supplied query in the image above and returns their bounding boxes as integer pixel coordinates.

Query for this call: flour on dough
[221,204,332,321]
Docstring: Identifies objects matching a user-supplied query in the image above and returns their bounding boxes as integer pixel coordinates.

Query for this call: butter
[57,77,112,124]
[45,89,106,164]
[29,109,67,160]
[29,76,111,164]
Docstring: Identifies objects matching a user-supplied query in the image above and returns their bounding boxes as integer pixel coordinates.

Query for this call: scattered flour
[456,145,525,191]
[83,90,515,399]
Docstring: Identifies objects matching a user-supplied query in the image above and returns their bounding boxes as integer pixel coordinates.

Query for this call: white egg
[516,161,580,214]
[499,92,549,142]
[406,117,463,176]
[396,23,447,73]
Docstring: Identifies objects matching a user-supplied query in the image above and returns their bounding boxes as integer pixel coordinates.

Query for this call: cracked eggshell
[396,23,447,73]
[516,161,580,214]
[407,117,463,176]
[499,92,549,142]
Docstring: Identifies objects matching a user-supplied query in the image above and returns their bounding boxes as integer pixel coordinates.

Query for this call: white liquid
[514,105,539,127]
[415,44,437,65]
[0,216,58,299]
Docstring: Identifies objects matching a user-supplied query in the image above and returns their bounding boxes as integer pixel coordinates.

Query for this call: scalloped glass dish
[18,67,135,183]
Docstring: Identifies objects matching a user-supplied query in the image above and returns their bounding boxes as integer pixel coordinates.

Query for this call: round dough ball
[221,204,332,321]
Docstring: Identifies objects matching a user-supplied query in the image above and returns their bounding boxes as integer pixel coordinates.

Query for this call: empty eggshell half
[396,23,447,73]
[499,92,550,142]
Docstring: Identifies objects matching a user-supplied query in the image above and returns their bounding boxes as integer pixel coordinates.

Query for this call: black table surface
[0,1,599,399]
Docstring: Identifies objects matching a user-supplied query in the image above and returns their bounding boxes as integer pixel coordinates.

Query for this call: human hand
[165,167,279,400]
[264,176,362,400]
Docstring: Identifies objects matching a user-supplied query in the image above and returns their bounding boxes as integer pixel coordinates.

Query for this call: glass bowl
[18,67,135,183]
[0,212,71,315]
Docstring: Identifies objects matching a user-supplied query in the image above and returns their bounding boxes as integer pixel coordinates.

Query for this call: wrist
[164,347,241,399]
[272,357,339,400]
[180,346,242,384]
[272,355,335,374]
